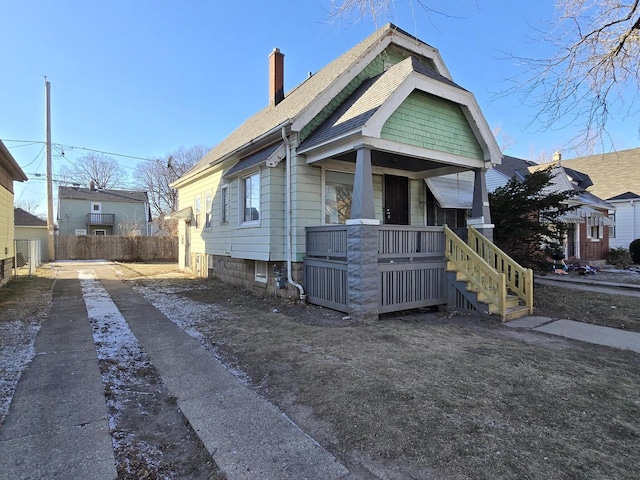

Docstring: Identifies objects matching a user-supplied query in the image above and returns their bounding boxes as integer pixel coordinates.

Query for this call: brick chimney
[269,48,284,107]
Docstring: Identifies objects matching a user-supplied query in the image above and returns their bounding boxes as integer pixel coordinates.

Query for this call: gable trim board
[298,62,498,168]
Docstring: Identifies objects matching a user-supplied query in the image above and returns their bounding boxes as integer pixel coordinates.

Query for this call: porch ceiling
[333,149,443,173]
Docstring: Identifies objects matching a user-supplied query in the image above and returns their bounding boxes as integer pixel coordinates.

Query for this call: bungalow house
[172,24,532,321]
[557,147,640,251]
[14,207,48,264]
[57,185,151,236]
[0,140,28,286]
[489,154,615,262]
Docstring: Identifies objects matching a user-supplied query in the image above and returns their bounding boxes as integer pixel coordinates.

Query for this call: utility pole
[45,77,55,261]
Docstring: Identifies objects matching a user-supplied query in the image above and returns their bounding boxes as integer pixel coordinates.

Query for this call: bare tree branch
[133,145,208,217]
[58,153,127,189]
[509,0,640,149]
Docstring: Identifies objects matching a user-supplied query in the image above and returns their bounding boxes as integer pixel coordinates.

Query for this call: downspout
[282,126,306,300]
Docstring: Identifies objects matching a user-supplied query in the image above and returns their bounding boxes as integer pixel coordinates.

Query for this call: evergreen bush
[630,239,640,264]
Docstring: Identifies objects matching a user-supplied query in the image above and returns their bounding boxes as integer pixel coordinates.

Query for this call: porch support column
[350,147,377,222]
[347,146,379,322]
[468,167,494,241]
[347,224,379,322]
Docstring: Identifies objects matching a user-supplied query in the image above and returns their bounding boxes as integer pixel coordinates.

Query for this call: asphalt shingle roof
[14,208,47,227]
[558,148,640,200]
[184,24,443,179]
[58,186,148,203]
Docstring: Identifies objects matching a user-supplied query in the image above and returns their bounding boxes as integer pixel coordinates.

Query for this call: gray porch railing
[304,225,446,314]
[86,213,115,225]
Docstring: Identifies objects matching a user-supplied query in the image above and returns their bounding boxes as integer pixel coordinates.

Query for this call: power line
[1,139,158,162]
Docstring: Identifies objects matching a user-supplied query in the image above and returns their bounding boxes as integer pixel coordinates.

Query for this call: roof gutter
[173,120,291,189]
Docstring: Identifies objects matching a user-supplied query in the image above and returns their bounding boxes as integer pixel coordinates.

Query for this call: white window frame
[241,171,260,225]
[91,202,102,213]
[221,185,230,224]
[194,194,202,229]
[94,229,107,236]
[587,223,602,240]
[254,260,267,283]
[323,169,355,225]
[75,229,87,236]
[609,213,616,238]
[204,192,213,229]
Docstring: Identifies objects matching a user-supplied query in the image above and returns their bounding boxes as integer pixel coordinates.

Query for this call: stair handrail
[444,226,506,318]
[467,226,534,315]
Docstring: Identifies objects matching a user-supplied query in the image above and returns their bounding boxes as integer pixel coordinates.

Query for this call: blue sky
[2,1,639,216]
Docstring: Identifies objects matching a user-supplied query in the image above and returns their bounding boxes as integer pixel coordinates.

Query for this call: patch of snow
[79,269,167,473]
[133,282,250,384]
[0,319,41,425]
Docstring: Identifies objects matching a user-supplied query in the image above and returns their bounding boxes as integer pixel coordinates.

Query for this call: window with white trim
[205,192,212,229]
[194,195,202,229]
[325,171,353,224]
[221,185,230,224]
[243,172,260,223]
[609,213,616,238]
[255,260,267,283]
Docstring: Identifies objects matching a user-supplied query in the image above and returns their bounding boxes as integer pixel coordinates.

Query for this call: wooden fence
[55,235,178,262]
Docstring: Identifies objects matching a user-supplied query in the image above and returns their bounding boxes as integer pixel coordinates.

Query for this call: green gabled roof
[300,56,466,150]
[179,23,446,182]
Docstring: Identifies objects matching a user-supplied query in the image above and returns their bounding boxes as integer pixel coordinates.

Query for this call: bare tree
[513,0,640,148]
[133,145,208,217]
[58,153,127,189]
[15,199,44,217]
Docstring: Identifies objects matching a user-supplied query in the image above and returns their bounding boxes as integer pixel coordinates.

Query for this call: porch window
[194,195,202,229]
[243,172,260,223]
[221,185,230,224]
[325,171,353,224]
[204,193,212,229]
[94,229,106,236]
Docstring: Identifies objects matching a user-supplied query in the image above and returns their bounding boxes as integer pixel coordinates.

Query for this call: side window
[194,195,202,229]
[221,185,230,224]
[205,192,212,229]
[243,172,260,223]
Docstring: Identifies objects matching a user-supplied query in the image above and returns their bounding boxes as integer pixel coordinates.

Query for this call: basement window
[255,261,267,283]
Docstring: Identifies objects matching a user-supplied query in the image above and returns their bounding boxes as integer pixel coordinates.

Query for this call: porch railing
[86,213,115,225]
[444,226,507,318]
[304,225,446,314]
[467,226,533,315]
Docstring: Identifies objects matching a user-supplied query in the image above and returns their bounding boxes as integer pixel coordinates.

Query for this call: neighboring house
[557,147,640,251]
[0,140,28,286]
[57,185,151,236]
[172,24,512,320]
[14,207,49,263]
[490,154,614,262]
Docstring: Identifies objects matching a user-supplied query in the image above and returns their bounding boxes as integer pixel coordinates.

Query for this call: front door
[384,175,409,225]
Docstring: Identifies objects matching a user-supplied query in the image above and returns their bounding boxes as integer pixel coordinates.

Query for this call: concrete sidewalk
[506,316,640,353]
[0,267,117,480]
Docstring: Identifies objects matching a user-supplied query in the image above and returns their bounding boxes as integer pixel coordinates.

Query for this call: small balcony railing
[86,213,115,225]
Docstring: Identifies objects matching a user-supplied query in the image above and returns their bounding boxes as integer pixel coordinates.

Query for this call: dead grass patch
[534,283,640,332]
[132,274,640,480]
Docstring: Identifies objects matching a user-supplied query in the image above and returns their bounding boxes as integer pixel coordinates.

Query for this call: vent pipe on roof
[269,48,285,107]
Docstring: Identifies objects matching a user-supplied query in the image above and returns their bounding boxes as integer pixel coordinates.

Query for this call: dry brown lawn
[119,263,640,480]
[3,263,639,479]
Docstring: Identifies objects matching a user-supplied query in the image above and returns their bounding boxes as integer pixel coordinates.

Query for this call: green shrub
[630,239,640,264]
[605,247,632,268]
